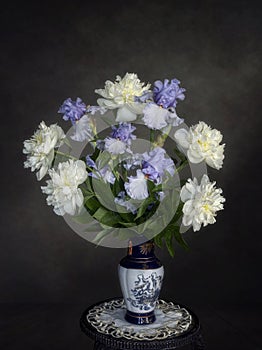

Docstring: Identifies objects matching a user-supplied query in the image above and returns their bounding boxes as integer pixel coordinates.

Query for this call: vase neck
[127,240,155,258]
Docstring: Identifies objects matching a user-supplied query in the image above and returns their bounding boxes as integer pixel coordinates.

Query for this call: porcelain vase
[118,240,164,325]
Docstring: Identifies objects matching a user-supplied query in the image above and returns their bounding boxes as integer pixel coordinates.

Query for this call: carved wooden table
[80,298,206,349]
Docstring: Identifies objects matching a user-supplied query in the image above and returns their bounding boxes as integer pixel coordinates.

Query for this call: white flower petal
[124,170,149,200]
[23,121,66,181]
[95,73,151,122]
[175,122,225,169]
[97,98,119,109]
[180,175,225,232]
[174,128,190,149]
[116,106,137,122]
[187,149,204,163]
[41,160,87,216]
[127,102,145,114]
[71,115,93,142]
[104,138,127,154]
[142,104,168,130]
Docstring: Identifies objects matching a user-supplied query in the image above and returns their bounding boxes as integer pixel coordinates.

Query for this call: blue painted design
[127,272,162,311]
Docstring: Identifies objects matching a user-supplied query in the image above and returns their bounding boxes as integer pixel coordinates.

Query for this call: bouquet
[23,73,225,256]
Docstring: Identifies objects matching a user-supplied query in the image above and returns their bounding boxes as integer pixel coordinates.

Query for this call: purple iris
[111,123,136,145]
[86,105,107,115]
[153,79,186,109]
[142,147,175,184]
[141,161,159,181]
[86,155,115,184]
[86,155,96,168]
[58,97,86,124]
[96,140,105,151]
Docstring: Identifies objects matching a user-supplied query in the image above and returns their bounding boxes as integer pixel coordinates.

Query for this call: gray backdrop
[1,1,261,349]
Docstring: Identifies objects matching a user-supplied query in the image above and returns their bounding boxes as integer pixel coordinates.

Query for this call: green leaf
[92,207,108,221]
[147,180,155,195]
[117,210,135,223]
[84,194,95,203]
[93,228,114,245]
[174,147,187,162]
[118,222,136,228]
[174,226,189,250]
[72,212,93,225]
[154,232,164,248]
[80,177,93,195]
[165,230,175,257]
[84,197,101,214]
[91,178,116,210]
[112,177,124,197]
[152,184,163,193]
[93,207,121,227]
[90,147,101,162]
[97,151,111,169]
[116,228,137,241]
[170,201,184,225]
[135,197,154,220]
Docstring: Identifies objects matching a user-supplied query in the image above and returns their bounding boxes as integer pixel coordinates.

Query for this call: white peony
[174,122,225,170]
[180,174,225,232]
[95,73,150,122]
[23,121,66,181]
[124,170,149,200]
[41,160,88,216]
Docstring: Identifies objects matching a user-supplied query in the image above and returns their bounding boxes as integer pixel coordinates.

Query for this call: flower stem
[150,130,155,149]
[54,150,78,160]
[175,159,189,173]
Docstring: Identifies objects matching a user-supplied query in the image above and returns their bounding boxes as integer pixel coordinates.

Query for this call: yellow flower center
[122,88,136,103]
[202,204,210,212]
[198,139,209,150]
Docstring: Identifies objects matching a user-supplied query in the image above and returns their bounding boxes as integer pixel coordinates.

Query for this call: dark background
[1,1,261,349]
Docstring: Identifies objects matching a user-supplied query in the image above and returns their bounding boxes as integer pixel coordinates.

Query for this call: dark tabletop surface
[1,302,261,350]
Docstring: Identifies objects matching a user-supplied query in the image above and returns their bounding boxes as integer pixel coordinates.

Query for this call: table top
[80,298,204,349]
[1,302,260,349]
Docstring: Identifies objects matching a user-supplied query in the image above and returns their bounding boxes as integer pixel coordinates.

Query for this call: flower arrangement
[23,73,225,256]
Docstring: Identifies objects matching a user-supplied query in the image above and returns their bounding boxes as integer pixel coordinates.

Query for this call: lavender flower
[58,98,86,124]
[123,154,143,170]
[142,147,175,184]
[71,115,93,142]
[86,105,107,115]
[96,140,105,151]
[153,79,185,109]
[111,123,136,145]
[104,138,128,155]
[114,191,137,214]
[124,170,149,200]
[141,161,159,181]
[86,155,115,184]
[86,155,96,168]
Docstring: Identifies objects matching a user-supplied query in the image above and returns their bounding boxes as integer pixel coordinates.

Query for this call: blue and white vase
[118,240,164,325]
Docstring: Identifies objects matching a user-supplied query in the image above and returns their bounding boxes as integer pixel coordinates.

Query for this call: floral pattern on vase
[127,272,163,311]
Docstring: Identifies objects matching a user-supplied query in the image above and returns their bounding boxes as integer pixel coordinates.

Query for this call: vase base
[125,310,156,325]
